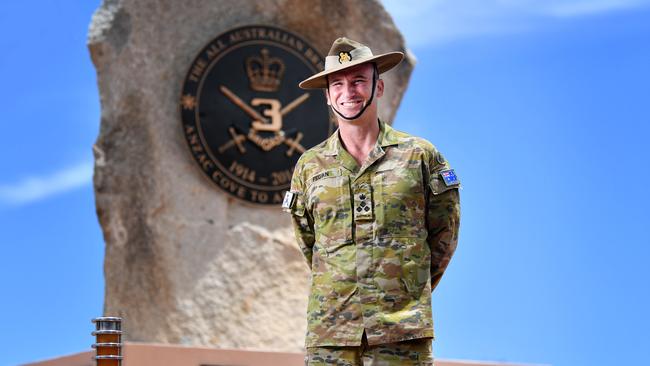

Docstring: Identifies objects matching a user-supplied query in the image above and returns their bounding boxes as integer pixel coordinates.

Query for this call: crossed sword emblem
[217,85,308,157]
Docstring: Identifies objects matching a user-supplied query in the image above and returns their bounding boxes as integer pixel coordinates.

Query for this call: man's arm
[426,151,461,291]
[284,164,315,269]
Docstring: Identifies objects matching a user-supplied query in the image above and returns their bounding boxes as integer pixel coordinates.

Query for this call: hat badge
[338,51,352,64]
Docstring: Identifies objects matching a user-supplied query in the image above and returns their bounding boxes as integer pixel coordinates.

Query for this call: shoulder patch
[282,191,296,210]
[440,169,460,186]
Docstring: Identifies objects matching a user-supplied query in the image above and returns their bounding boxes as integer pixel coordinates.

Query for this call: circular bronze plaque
[180,25,333,205]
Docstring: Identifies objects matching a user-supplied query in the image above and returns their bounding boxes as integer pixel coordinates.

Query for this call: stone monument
[88,0,414,352]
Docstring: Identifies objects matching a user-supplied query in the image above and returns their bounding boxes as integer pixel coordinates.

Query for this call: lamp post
[91,317,122,366]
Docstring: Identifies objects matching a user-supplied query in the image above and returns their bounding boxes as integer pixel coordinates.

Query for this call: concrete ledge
[23,342,529,366]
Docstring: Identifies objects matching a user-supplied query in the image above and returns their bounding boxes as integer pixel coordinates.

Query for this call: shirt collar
[323,119,399,156]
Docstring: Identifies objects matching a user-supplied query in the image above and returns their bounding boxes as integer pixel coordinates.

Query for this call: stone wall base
[24,342,530,366]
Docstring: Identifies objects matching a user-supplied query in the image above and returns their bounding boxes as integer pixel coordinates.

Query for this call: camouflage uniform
[285,120,460,349]
[307,335,433,366]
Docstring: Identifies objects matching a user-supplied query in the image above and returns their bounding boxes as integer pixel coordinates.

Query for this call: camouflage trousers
[305,335,434,366]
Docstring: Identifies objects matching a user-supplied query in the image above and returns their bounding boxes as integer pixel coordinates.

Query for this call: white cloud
[381,0,650,47]
[0,161,93,206]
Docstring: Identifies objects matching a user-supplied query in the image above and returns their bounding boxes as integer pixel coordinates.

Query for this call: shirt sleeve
[284,162,315,269]
[426,149,461,291]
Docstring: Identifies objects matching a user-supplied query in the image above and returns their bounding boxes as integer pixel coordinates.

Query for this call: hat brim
[298,51,404,90]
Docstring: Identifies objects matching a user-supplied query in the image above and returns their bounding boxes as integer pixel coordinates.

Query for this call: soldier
[282,37,461,366]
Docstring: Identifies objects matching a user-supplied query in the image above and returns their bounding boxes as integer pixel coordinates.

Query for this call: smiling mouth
[340,100,363,108]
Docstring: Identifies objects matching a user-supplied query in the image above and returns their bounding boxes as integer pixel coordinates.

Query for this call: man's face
[326,63,384,120]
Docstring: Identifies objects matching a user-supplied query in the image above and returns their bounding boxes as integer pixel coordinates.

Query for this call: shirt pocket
[372,160,426,239]
[306,168,353,251]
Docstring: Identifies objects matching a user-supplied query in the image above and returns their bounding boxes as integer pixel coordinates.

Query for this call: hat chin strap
[328,68,377,121]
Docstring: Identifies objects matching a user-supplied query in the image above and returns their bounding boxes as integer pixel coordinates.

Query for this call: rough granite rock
[88,0,414,352]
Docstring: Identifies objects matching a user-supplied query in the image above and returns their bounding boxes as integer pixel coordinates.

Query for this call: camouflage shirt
[284,120,461,348]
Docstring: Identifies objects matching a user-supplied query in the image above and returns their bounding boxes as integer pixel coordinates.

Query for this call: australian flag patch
[440,169,460,187]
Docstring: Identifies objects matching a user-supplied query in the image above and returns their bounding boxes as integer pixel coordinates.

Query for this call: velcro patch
[440,169,460,186]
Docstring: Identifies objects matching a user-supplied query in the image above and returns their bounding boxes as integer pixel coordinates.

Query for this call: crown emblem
[338,51,352,63]
[246,49,285,92]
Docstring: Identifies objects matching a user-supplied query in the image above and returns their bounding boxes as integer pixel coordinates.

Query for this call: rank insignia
[338,51,352,63]
[440,169,460,186]
[282,191,296,210]
[353,187,373,221]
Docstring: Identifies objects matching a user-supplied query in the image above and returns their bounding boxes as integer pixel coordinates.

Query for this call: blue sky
[2,1,649,365]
